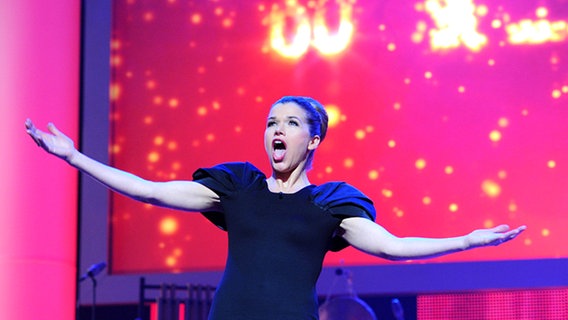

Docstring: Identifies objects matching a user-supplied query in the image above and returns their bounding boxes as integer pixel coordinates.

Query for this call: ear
[307,135,320,151]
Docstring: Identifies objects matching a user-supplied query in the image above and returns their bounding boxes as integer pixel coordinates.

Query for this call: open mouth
[272,139,287,161]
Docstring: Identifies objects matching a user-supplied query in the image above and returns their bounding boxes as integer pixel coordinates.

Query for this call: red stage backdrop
[109,0,568,274]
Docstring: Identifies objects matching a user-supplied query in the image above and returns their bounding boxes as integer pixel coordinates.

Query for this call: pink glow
[0,1,80,319]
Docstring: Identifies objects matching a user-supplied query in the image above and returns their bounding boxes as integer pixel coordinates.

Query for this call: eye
[288,120,299,126]
[267,120,276,128]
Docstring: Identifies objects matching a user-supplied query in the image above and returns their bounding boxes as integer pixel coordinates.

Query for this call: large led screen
[109,0,568,274]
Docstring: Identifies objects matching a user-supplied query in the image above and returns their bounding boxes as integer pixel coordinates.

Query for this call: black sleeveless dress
[193,162,376,320]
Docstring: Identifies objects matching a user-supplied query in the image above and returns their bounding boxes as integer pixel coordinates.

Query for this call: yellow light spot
[154,136,164,146]
[562,85,568,93]
[547,160,556,168]
[167,141,178,151]
[424,71,433,79]
[368,170,379,180]
[394,207,404,218]
[168,98,179,108]
[110,55,123,67]
[458,85,466,93]
[326,105,341,128]
[172,162,181,171]
[393,102,401,110]
[388,140,396,148]
[481,179,501,198]
[173,248,183,257]
[498,170,507,179]
[143,11,155,22]
[535,7,548,19]
[148,151,160,163]
[483,219,494,228]
[160,217,178,235]
[206,133,215,142]
[365,126,374,133]
[498,117,509,127]
[489,130,502,142]
[541,228,550,237]
[197,106,208,116]
[325,166,333,174]
[508,202,517,212]
[144,116,153,125]
[552,89,562,99]
[212,100,221,110]
[190,13,202,24]
[449,203,458,212]
[521,109,529,116]
[214,7,223,16]
[355,129,366,140]
[491,19,502,29]
[387,43,396,51]
[146,80,156,90]
[110,144,121,154]
[423,196,432,205]
[415,158,427,170]
[344,158,354,168]
[382,189,393,198]
[165,256,177,267]
[109,83,121,101]
[110,39,122,50]
[444,166,454,174]
[476,5,488,16]
[222,18,233,28]
[153,96,163,105]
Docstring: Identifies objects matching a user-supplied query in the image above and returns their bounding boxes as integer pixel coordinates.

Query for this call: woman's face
[264,102,320,174]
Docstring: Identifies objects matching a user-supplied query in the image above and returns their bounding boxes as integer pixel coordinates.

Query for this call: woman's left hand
[466,224,526,248]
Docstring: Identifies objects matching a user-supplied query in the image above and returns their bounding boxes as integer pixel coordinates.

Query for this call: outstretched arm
[25,119,220,212]
[339,217,526,261]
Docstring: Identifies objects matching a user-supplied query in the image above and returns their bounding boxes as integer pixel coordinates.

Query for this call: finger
[25,118,33,130]
[25,120,42,146]
[47,122,62,136]
[490,224,510,233]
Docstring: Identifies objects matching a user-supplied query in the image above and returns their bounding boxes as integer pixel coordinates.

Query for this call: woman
[26,96,525,320]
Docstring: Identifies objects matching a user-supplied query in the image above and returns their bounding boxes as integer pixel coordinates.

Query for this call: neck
[267,169,311,194]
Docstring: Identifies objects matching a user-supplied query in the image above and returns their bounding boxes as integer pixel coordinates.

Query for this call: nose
[274,124,285,135]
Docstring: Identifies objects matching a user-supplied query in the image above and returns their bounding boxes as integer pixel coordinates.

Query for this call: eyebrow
[267,115,303,121]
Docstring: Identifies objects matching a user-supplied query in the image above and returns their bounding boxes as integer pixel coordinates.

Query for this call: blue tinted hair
[271,96,329,169]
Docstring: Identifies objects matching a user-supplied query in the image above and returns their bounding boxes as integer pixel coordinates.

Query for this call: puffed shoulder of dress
[193,162,376,251]
[310,182,376,251]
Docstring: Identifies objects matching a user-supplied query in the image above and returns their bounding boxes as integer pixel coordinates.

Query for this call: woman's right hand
[25,119,77,162]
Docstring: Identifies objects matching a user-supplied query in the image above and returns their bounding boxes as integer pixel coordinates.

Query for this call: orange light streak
[311,0,355,56]
[268,0,355,59]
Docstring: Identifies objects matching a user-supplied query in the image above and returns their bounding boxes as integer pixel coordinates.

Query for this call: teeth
[273,140,285,149]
